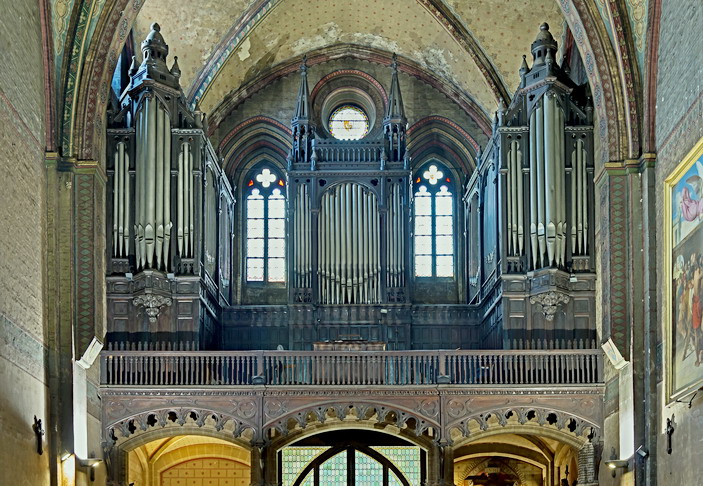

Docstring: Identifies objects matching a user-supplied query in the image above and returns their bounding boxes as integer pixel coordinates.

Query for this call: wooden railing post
[253,351,265,385]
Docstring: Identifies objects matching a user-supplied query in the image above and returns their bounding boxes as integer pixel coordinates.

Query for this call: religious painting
[666,138,703,400]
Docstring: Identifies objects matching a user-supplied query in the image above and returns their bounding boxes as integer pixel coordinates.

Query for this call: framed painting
[665,137,703,401]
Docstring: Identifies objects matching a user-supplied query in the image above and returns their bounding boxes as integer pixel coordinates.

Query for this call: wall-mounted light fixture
[78,458,103,482]
[605,459,628,477]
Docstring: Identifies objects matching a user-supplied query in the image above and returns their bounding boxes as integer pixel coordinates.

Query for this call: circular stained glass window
[328,105,369,140]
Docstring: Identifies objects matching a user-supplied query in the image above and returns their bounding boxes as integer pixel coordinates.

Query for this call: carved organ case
[105,24,235,349]
[466,24,596,348]
[287,57,411,306]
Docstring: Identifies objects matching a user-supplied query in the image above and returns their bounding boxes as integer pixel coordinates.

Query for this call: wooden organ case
[287,56,412,307]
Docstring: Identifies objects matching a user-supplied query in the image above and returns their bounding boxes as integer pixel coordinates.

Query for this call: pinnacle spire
[384,53,406,124]
[170,56,181,78]
[292,55,312,123]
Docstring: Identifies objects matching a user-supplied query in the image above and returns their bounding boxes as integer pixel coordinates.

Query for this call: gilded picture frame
[665,137,703,401]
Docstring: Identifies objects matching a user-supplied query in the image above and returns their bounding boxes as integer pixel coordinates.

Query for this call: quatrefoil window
[256,168,277,188]
[423,165,443,185]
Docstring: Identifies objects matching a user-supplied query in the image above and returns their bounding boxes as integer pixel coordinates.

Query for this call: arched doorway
[125,434,251,486]
[279,430,424,486]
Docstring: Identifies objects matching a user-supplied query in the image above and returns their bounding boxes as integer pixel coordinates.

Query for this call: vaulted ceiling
[132,0,565,122]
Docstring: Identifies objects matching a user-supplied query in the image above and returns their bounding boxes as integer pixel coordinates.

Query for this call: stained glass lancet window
[328,105,369,140]
[414,163,455,278]
[246,165,286,282]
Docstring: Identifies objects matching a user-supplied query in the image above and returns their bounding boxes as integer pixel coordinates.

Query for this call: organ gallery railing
[101,349,602,387]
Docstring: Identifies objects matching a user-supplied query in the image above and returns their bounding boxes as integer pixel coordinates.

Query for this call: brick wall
[654,1,703,485]
[0,0,49,484]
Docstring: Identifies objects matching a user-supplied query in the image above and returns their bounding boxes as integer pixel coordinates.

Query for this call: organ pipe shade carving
[317,183,381,304]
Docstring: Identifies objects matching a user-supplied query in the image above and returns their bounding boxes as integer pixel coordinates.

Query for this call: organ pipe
[527,93,567,269]
[112,141,130,257]
[316,183,381,304]
[529,110,538,267]
[506,140,524,256]
[385,183,405,288]
[177,141,194,258]
[134,96,173,270]
[294,185,312,290]
[570,138,588,255]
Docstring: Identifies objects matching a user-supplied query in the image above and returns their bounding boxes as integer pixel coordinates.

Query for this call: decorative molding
[529,291,570,321]
[133,294,172,323]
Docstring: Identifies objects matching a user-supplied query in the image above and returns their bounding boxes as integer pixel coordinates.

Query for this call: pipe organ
[317,183,381,304]
[134,95,172,270]
[488,25,594,274]
[465,23,596,347]
[288,56,411,305]
[105,23,234,349]
[103,22,597,353]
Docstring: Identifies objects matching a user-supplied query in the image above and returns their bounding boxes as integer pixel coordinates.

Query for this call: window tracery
[245,165,286,283]
[328,105,369,140]
[414,162,455,278]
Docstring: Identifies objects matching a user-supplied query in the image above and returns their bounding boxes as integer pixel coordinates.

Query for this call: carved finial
[151,22,161,32]
[384,53,406,125]
[520,54,529,73]
[170,56,181,78]
[301,54,308,74]
[128,55,138,78]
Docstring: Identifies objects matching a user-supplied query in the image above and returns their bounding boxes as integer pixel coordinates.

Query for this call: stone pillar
[577,441,599,486]
[263,441,279,486]
[103,442,127,486]
[426,440,454,486]
[250,441,264,486]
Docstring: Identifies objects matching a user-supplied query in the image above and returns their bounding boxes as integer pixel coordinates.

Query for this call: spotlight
[605,459,628,477]
[78,458,103,482]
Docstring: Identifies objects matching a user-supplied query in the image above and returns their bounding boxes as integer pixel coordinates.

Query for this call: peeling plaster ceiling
[443,0,564,88]
[133,0,566,122]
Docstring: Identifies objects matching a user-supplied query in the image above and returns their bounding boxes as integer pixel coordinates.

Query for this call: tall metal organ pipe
[528,93,566,269]
[316,183,380,304]
[134,96,173,270]
[177,141,194,258]
[386,184,405,287]
[570,138,588,255]
[295,185,311,290]
[112,141,131,257]
[506,140,524,256]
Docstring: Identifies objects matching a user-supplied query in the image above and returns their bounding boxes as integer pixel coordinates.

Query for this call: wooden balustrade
[101,349,602,387]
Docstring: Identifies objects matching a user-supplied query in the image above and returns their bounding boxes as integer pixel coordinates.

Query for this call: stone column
[263,441,279,486]
[250,441,264,486]
[577,441,599,486]
[426,440,454,486]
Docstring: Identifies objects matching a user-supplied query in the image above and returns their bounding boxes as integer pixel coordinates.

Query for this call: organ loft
[97,21,603,486]
[105,24,595,353]
[9,0,696,483]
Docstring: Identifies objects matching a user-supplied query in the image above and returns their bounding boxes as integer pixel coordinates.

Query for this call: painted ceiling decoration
[52,0,653,166]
